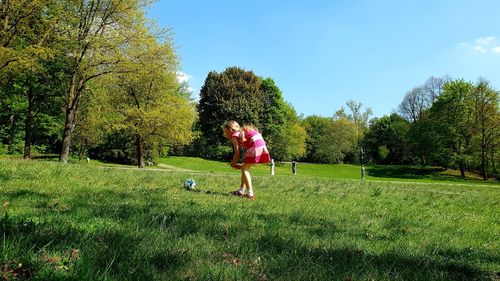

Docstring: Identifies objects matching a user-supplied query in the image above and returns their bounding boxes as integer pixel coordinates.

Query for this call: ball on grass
[183,178,196,190]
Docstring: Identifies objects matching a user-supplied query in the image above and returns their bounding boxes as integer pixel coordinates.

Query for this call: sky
[147,0,500,118]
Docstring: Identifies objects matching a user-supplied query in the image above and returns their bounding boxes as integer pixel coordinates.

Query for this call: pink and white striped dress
[231,129,271,164]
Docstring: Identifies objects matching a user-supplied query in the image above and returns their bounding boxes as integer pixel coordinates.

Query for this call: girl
[223,120,270,200]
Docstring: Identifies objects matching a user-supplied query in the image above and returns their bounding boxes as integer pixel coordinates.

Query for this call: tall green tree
[198,67,265,148]
[0,0,63,157]
[261,78,305,161]
[57,0,147,163]
[471,79,499,179]
[429,79,475,177]
[95,22,195,168]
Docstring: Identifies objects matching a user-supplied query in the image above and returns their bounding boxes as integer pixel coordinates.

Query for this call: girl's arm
[230,137,241,169]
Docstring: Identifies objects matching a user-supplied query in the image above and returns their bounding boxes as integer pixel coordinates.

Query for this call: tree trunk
[59,105,76,163]
[491,141,498,175]
[78,145,85,161]
[59,73,82,163]
[459,160,466,178]
[23,87,34,159]
[481,133,488,180]
[136,134,145,168]
[7,114,15,153]
[419,155,425,166]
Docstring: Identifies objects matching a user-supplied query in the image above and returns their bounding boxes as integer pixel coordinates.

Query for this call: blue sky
[147,0,500,118]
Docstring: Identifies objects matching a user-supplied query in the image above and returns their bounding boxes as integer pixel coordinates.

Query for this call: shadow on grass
[366,165,470,182]
[2,189,51,200]
[30,154,59,160]
[2,185,496,280]
[254,232,494,281]
[0,212,190,280]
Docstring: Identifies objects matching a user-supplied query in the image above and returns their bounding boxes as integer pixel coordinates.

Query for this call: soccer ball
[183,178,196,190]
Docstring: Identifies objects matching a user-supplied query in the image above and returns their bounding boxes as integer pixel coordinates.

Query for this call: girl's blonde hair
[223,121,259,142]
[224,120,240,131]
[224,120,259,133]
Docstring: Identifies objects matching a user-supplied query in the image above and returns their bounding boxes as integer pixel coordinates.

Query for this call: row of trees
[364,77,499,179]
[190,70,499,179]
[1,1,498,179]
[0,0,196,167]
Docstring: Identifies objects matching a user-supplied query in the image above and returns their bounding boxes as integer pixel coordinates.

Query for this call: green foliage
[198,67,266,148]
[0,0,58,79]
[302,115,357,163]
[261,78,306,161]
[57,0,157,163]
[429,80,475,173]
[364,113,410,164]
[0,82,26,153]
[196,68,307,161]
[90,129,137,165]
[335,100,373,163]
[470,79,500,179]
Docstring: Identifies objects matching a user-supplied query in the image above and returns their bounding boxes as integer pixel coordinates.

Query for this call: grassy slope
[0,159,499,280]
[157,156,498,185]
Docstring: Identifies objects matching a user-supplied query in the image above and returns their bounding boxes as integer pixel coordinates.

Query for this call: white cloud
[475,36,495,45]
[474,46,487,53]
[176,71,196,95]
[176,71,192,84]
[469,36,500,55]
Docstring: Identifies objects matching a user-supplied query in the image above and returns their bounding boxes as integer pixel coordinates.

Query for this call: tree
[261,78,305,161]
[96,21,195,168]
[198,67,265,151]
[0,79,25,153]
[72,82,108,161]
[364,113,410,164]
[0,0,57,78]
[0,0,63,158]
[335,100,372,163]
[301,115,356,163]
[57,0,147,163]
[399,86,428,123]
[471,79,499,179]
[423,76,449,102]
[430,79,475,177]
[399,76,449,122]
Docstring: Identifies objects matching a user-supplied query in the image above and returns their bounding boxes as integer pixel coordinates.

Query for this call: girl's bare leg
[238,173,247,193]
[241,163,254,197]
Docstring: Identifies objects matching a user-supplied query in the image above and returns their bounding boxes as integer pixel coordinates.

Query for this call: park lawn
[157,156,498,185]
[0,159,499,280]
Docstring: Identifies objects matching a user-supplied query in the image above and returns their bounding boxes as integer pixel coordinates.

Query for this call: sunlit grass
[157,156,498,185]
[1,159,499,280]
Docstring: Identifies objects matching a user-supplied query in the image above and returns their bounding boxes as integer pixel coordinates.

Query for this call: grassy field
[156,156,499,185]
[0,158,499,280]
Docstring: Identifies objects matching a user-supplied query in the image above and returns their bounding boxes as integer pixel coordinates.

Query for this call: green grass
[0,159,499,280]
[157,156,498,185]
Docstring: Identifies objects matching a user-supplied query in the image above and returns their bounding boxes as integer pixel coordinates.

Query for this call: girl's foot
[230,190,245,197]
[246,194,255,200]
